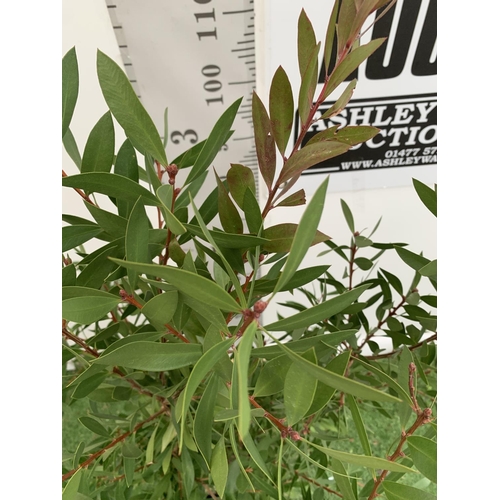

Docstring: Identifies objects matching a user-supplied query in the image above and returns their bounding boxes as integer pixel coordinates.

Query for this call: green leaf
[298,42,321,126]
[320,80,357,120]
[345,394,372,458]
[63,128,82,169]
[124,457,135,487]
[185,98,242,184]
[269,66,294,155]
[125,198,150,288]
[307,441,414,473]
[323,0,341,72]
[354,235,373,248]
[62,47,79,137]
[62,468,83,498]
[179,338,236,447]
[252,330,357,358]
[110,259,242,312]
[419,259,437,278]
[334,126,380,146]
[253,355,293,396]
[243,188,263,234]
[62,173,160,206]
[62,225,102,252]
[398,346,414,428]
[81,111,115,173]
[252,91,276,190]
[142,291,178,330]
[280,140,350,183]
[211,436,228,498]
[78,416,110,437]
[227,164,256,210]
[114,139,140,217]
[354,358,413,407]
[185,224,268,249]
[265,285,370,331]
[85,203,128,240]
[297,9,317,77]
[355,257,373,270]
[263,223,330,254]
[122,441,143,459]
[284,348,317,426]
[329,458,357,500]
[406,436,437,483]
[340,199,355,233]
[241,431,274,482]
[215,171,243,234]
[413,179,437,217]
[273,178,329,294]
[325,38,387,97]
[93,341,202,371]
[381,268,404,296]
[275,189,306,208]
[236,321,257,438]
[156,184,187,235]
[395,246,431,271]
[194,374,219,466]
[268,333,401,403]
[96,50,167,164]
[383,481,437,500]
[62,296,121,324]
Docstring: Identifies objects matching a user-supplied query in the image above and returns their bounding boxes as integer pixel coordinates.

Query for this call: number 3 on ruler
[170,129,198,144]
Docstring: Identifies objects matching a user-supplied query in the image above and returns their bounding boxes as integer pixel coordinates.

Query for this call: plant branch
[363,333,437,360]
[62,169,96,206]
[62,407,167,482]
[295,470,343,498]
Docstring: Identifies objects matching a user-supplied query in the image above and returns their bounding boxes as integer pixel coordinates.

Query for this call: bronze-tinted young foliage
[62,2,436,499]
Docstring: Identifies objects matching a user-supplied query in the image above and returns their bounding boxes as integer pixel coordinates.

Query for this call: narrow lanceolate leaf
[125,198,150,288]
[268,333,401,403]
[243,189,263,234]
[194,374,219,466]
[284,348,317,426]
[62,47,79,137]
[110,259,243,312]
[81,111,115,173]
[62,225,102,252]
[141,291,178,330]
[320,80,357,119]
[252,330,357,359]
[241,432,274,482]
[336,0,357,59]
[115,139,139,217]
[156,184,187,235]
[323,0,341,75]
[185,97,242,184]
[395,246,431,272]
[325,39,387,98]
[179,338,236,447]
[265,284,370,331]
[215,171,243,234]
[419,259,437,278]
[97,50,167,165]
[269,66,294,155]
[184,224,268,249]
[334,126,380,146]
[329,458,357,500]
[252,91,276,189]
[297,9,317,77]
[340,199,355,233]
[62,296,121,324]
[279,140,350,183]
[211,436,228,498]
[275,189,306,208]
[345,394,372,458]
[78,416,110,437]
[93,341,202,370]
[307,441,415,473]
[273,178,328,294]
[236,321,257,438]
[253,355,293,396]
[227,164,256,210]
[62,173,160,206]
[85,202,128,240]
[406,436,437,483]
[298,42,321,126]
[383,481,437,500]
[398,346,414,429]
[263,223,330,254]
[63,128,82,169]
[413,179,437,217]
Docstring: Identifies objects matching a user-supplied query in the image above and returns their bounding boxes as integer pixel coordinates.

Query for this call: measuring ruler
[106,0,260,200]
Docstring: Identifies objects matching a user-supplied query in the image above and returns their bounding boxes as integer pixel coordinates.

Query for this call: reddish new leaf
[215,171,243,234]
[269,66,294,156]
[263,223,330,253]
[227,164,256,210]
[297,9,317,77]
[275,190,306,208]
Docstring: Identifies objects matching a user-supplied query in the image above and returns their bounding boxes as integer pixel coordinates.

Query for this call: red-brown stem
[249,396,301,440]
[160,175,178,266]
[295,470,343,498]
[62,327,99,357]
[62,169,96,206]
[348,241,357,291]
[408,362,420,411]
[62,407,166,482]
